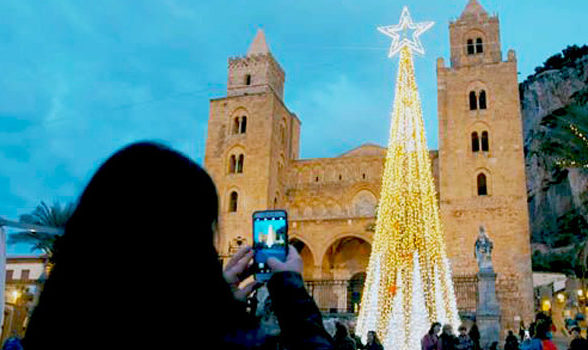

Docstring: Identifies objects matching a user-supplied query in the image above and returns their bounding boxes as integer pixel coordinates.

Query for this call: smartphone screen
[252,210,288,282]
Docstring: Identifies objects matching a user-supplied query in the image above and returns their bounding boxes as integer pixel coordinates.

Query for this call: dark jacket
[334,336,357,350]
[222,271,334,350]
[440,333,458,350]
[365,341,384,350]
[455,334,474,350]
[569,337,588,350]
[505,334,519,350]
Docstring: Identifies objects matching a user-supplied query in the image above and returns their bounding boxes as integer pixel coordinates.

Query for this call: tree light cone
[356,42,460,350]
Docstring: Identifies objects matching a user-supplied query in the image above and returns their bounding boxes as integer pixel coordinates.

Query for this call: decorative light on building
[356,7,459,350]
[556,293,565,303]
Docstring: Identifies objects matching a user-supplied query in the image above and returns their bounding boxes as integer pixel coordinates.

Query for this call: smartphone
[252,210,288,282]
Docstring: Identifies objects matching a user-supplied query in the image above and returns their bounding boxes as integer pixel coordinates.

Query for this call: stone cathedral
[204,0,534,328]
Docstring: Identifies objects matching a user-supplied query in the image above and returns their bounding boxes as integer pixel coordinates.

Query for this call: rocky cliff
[521,47,588,273]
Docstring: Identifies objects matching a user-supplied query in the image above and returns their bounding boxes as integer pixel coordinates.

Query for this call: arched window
[245,74,251,86]
[469,91,478,110]
[477,173,488,196]
[476,38,484,54]
[481,131,489,152]
[240,116,247,134]
[237,154,244,173]
[479,90,487,110]
[471,132,480,152]
[274,197,278,209]
[232,117,240,134]
[229,191,238,212]
[229,155,237,173]
[467,39,475,55]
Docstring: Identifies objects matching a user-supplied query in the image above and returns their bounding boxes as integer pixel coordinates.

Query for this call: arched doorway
[290,238,316,280]
[319,236,371,313]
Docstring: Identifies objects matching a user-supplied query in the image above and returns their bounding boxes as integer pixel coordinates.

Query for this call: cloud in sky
[0,0,587,254]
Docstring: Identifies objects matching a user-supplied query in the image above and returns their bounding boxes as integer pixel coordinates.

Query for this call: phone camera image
[253,212,287,280]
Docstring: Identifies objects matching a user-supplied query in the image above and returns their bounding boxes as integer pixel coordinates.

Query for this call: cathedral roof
[460,0,488,19]
[338,143,386,158]
[247,29,271,56]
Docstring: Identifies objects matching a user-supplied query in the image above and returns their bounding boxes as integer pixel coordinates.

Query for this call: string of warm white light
[356,7,460,350]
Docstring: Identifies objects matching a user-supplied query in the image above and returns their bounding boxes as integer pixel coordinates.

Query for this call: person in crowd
[2,333,23,350]
[455,325,474,350]
[469,322,481,350]
[333,322,356,350]
[440,324,458,350]
[365,331,383,350]
[536,321,558,350]
[519,321,527,341]
[568,326,588,350]
[347,320,364,350]
[520,331,538,350]
[422,322,442,350]
[22,142,334,350]
[489,342,499,350]
[505,330,520,350]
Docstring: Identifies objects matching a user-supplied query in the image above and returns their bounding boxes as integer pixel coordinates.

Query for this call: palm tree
[8,201,76,260]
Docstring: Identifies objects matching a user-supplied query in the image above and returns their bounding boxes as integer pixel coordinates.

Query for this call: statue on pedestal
[474,225,501,350]
[475,226,494,272]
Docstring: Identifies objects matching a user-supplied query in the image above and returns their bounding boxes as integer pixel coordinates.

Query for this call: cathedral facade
[204,0,534,328]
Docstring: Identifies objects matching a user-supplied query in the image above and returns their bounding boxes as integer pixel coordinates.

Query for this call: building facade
[204,0,534,328]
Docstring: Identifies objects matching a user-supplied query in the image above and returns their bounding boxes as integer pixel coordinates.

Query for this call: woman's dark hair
[368,331,381,345]
[429,322,442,335]
[23,142,247,348]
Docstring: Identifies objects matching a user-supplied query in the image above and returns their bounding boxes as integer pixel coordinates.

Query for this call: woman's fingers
[224,245,252,270]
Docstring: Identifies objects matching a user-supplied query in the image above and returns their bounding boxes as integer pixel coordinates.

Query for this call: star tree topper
[378,6,434,57]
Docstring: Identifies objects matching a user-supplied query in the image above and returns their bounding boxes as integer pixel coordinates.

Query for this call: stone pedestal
[476,270,501,350]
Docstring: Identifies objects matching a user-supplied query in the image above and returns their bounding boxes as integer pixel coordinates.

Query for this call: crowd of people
[422,322,481,350]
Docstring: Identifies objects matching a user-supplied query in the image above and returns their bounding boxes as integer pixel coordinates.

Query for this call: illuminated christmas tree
[356,7,460,350]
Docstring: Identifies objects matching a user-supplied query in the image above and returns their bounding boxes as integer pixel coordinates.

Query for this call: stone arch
[468,121,492,152]
[289,235,317,280]
[319,234,372,278]
[226,187,240,212]
[466,80,490,111]
[472,167,493,197]
[229,107,249,135]
[351,189,377,217]
[463,29,486,55]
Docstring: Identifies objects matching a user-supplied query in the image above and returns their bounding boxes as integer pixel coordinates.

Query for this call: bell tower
[437,0,534,327]
[204,29,300,261]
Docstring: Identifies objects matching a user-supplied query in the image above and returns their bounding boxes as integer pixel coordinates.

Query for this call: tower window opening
[362,173,366,180]
[245,74,251,85]
[481,131,489,152]
[471,132,480,152]
[339,175,342,181]
[274,197,278,209]
[240,116,247,134]
[467,39,475,55]
[469,91,478,110]
[477,173,488,196]
[237,154,244,173]
[476,38,484,54]
[315,176,319,182]
[229,155,237,173]
[479,90,487,110]
[229,191,238,212]
[233,118,240,134]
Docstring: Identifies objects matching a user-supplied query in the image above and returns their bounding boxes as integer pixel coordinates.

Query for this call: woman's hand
[223,246,261,302]
[267,245,303,275]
